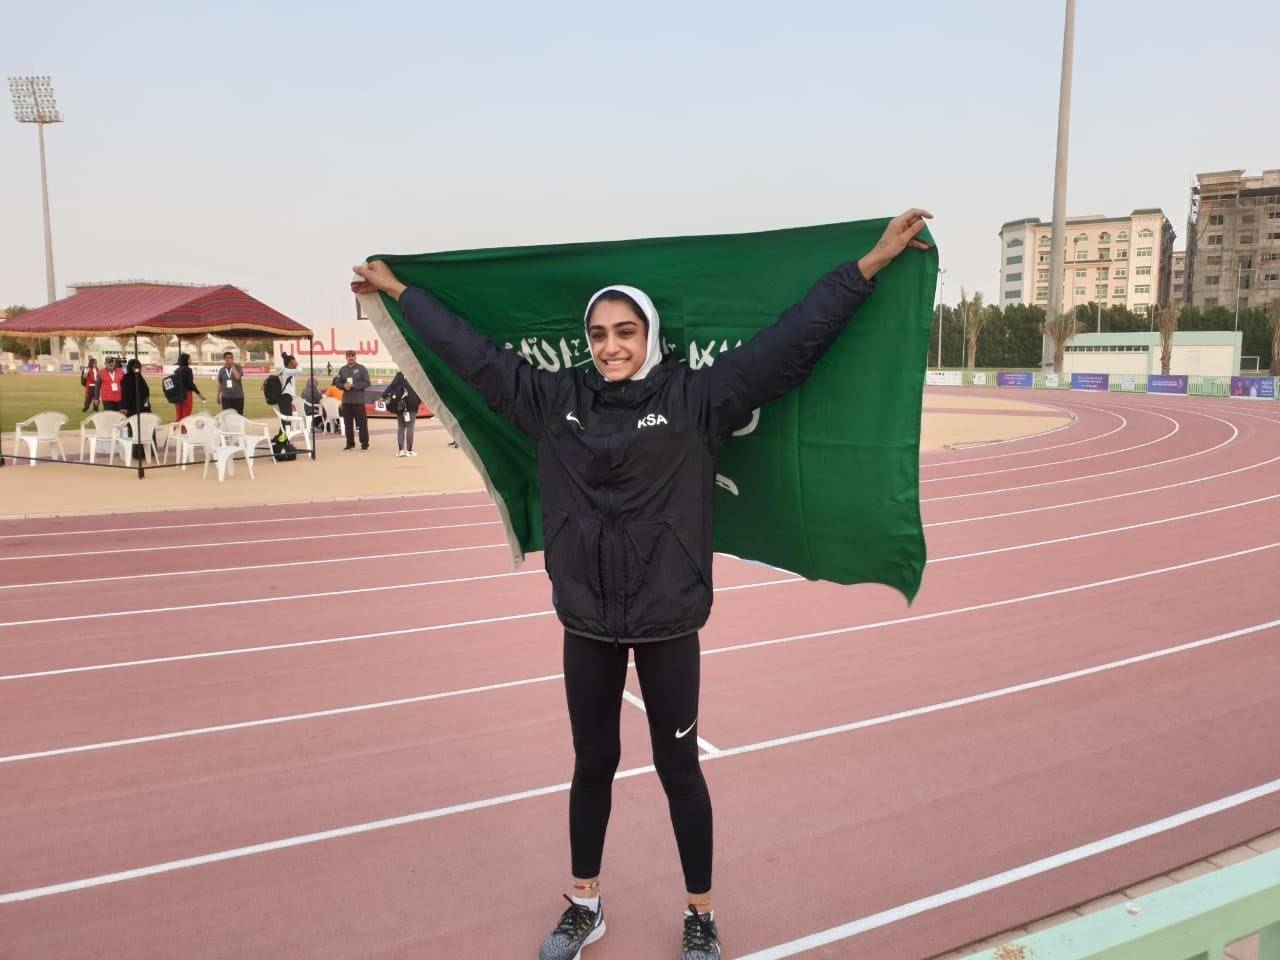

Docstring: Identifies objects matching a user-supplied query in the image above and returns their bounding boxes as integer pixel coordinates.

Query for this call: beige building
[999,210,1176,315]
[1184,169,1280,309]
[1171,250,1187,303]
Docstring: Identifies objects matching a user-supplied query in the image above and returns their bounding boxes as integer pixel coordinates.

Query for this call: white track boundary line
[927,401,1280,527]
[0,502,495,541]
[3,617,1276,902]
[929,493,1280,563]
[922,406,1238,503]
[0,569,546,629]
[6,541,1274,681]
[733,776,1280,959]
[0,544,516,592]
[920,406,1175,482]
[922,402,1114,463]
[9,488,1276,631]
[0,521,503,563]
[5,551,1276,759]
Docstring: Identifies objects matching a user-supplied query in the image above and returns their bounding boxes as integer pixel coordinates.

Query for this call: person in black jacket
[120,358,152,417]
[172,353,204,421]
[382,370,422,457]
[352,209,932,960]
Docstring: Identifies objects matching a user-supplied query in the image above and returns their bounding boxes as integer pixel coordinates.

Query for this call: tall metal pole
[37,122,56,304]
[10,76,63,361]
[935,268,947,367]
[1044,0,1076,368]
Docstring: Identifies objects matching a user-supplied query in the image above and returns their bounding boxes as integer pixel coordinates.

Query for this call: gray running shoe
[539,895,605,960]
[681,907,721,960]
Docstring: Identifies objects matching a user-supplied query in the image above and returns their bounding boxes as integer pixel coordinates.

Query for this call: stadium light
[9,75,63,312]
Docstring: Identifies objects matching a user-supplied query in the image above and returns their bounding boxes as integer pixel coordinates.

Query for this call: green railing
[966,848,1280,960]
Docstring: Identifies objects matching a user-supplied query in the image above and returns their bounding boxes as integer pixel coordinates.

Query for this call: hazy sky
[2,0,1277,332]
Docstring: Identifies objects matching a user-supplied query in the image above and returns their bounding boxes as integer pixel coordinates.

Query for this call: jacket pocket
[621,518,710,633]
[543,512,605,624]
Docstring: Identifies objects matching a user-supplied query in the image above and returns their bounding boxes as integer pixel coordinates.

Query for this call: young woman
[172,353,204,421]
[120,358,152,417]
[352,209,932,959]
[382,369,422,457]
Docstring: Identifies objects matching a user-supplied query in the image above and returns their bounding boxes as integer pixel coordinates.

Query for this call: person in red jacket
[99,357,125,411]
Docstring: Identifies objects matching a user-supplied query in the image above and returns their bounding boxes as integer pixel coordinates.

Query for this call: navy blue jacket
[398,262,874,643]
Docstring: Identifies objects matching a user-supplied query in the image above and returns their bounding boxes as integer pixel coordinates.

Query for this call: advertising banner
[1071,373,1110,392]
[926,370,963,386]
[1230,377,1276,400]
[996,372,1033,388]
[1147,375,1189,395]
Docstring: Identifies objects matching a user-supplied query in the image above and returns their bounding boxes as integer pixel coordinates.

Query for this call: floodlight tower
[9,75,63,359]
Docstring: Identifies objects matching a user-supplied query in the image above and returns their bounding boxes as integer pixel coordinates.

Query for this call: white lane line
[0,568,547,630]
[0,502,495,541]
[922,404,1116,464]
[702,541,1280,658]
[6,538,1273,682]
[15,485,1271,632]
[5,547,1275,758]
[921,407,1175,482]
[0,576,801,678]
[0,521,503,563]
[733,776,1280,959]
[621,690,722,756]
[922,407,1239,502]
[0,673,567,764]
[926,452,1280,527]
[4,616,1275,903]
[929,493,1280,563]
[0,544,516,592]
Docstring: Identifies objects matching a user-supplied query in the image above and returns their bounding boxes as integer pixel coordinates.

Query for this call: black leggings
[563,631,713,894]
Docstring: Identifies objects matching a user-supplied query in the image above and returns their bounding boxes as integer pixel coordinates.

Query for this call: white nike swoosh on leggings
[675,720,697,739]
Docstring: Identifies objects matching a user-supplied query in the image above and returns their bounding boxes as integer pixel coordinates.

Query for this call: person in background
[383,370,422,458]
[173,353,203,420]
[99,357,125,411]
[217,351,245,414]
[276,352,301,416]
[81,357,101,413]
[121,358,152,417]
[333,349,371,450]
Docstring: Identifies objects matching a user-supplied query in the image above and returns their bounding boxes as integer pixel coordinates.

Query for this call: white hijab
[583,284,663,381]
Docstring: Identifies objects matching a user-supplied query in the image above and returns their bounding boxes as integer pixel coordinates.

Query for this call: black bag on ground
[263,374,283,406]
[161,369,186,404]
[271,429,298,462]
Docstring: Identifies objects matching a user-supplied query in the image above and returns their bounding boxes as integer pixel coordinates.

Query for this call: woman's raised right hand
[351,260,407,299]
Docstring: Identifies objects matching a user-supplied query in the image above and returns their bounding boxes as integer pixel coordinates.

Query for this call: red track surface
[2,387,1278,959]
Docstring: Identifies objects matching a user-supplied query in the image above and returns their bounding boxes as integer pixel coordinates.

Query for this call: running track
[2,386,1278,959]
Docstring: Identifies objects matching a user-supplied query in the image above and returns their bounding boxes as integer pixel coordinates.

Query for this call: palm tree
[1156,304,1179,376]
[963,291,990,370]
[1042,310,1078,374]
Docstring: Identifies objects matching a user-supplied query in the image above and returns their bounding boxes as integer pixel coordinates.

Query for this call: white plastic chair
[110,413,162,467]
[214,410,274,464]
[320,396,341,433]
[14,412,69,465]
[182,416,255,482]
[79,411,126,463]
[175,413,215,468]
[275,403,314,454]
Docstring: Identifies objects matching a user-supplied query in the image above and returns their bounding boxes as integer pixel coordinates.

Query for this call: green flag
[364,218,935,601]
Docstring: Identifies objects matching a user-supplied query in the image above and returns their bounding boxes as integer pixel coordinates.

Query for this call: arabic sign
[275,322,397,366]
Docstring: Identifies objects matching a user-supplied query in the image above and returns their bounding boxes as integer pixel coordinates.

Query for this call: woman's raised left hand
[858,209,933,279]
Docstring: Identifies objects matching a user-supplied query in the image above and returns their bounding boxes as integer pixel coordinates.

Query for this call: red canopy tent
[0,282,311,340]
[0,282,314,474]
